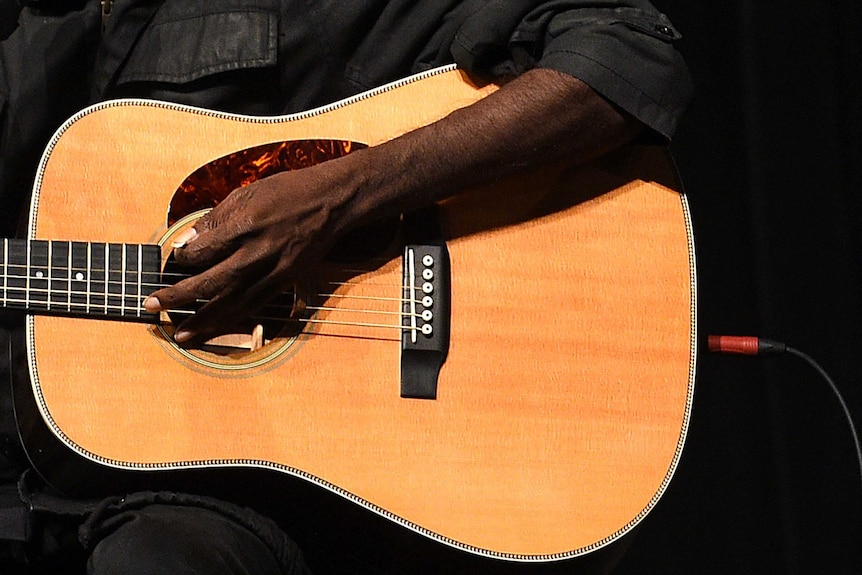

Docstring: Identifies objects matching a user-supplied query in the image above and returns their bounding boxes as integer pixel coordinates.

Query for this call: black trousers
[2,487,312,575]
[85,502,309,575]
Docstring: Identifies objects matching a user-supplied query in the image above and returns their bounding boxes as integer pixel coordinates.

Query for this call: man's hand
[144,158,365,344]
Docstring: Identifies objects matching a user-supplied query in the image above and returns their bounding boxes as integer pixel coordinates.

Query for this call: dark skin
[143,67,644,344]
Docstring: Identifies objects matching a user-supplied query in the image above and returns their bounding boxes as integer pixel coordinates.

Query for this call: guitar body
[15,67,697,562]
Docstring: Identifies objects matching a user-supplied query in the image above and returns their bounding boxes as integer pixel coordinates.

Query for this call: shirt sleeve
[450,0,693,140]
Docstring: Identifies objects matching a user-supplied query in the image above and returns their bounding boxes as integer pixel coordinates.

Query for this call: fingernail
[174,330,193,343]
[171,228,198,249]
[144,296,162,312]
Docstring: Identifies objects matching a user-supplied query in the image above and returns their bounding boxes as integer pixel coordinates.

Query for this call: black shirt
[99,0,690,134]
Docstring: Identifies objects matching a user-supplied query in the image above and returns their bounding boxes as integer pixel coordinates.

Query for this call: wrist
[325,138,435,233]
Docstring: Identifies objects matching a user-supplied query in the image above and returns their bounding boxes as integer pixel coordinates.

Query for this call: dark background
[616,1,862,573]
[1,1,859,573]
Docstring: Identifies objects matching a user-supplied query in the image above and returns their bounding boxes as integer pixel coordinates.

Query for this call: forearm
[332,67,644,233]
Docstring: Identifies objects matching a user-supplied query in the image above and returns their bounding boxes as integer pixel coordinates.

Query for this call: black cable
[784,345,862,497]
[709,335,862,502]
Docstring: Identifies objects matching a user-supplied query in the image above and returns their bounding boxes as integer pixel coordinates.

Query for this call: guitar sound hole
[159,256,307,358]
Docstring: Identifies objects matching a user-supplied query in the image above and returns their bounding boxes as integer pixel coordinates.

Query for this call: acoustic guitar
[6,65,697,563]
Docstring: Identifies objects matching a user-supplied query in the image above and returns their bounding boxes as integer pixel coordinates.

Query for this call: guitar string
[160,307,411,332]
[0,264,398,284]
[2,246,427,331]
[0,288,423,316]
[1,249,408,301]
[0,258,400,287]
[0,269,403,288]
[0,291,421,332]
[0,265,403,293]
[2,245,393,272]
[0,275,426,329]
[0,279,416,308]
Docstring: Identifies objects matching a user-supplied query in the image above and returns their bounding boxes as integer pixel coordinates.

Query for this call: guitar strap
[0,480,31,545]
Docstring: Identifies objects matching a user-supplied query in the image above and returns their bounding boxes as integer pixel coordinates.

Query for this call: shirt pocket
[116,9,278,86]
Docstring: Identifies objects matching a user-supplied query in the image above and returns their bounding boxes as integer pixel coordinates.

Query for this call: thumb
[171,226,198,249]
[171,212,237,267]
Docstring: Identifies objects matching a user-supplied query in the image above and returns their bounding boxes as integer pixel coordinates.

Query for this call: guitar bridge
[400,243,450,399]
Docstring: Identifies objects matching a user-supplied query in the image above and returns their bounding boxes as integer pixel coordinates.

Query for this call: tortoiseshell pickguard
[168,139,367,226]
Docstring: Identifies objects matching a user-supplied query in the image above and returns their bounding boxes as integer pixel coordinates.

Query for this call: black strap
[0,482,31,542]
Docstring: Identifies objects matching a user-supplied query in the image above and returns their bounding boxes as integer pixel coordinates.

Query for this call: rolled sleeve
[452,0,693,140]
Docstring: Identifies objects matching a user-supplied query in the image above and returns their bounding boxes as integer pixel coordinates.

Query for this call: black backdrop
[614,2,862,573]
[1,2,860,572]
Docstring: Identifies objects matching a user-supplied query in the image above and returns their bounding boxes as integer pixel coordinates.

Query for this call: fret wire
[121,243,127,318]
[137,244,143,318]
[86,242,93,315]
[25,240,30,310]
[67,240,73,311]
[103,243,108,316]
[46,241,51,311]
[47,241,55,309]
[2,239,7,308]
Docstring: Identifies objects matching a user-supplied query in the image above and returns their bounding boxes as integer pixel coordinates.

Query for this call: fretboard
[0,239,163,322]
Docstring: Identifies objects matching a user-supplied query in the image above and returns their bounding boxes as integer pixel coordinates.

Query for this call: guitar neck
[1,238,162,323]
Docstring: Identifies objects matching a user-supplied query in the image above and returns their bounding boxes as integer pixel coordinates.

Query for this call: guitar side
[16,67,697,561]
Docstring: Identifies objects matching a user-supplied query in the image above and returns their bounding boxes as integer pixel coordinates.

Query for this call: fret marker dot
[76,272,84,281]
[36,271,44,279]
